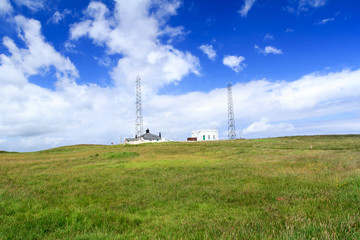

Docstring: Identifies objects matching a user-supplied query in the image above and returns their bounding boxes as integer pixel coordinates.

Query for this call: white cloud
[70,0,199,92]
[0,1,199,151]
[0,16,109,150]
[239,0,257,17]
[2,26,360,152]
[0,0,12,15]
[160,25,188,42]
[222,55,245,72]
[94,56,112,68]
[264,33,274,40]
[146,69,360,140]
[13,0,44,11]
[299,0,327,8]
[285,0,327,13]
[286,0,327,12]
[317,17,335,25]
[1,2,360,152]
[264,46,283,55]
[199,44,216,60]
[255,45,283,55]
[152,0,182,20]
[49,9,71,24]
[243,118,294,134]
[64,41,77,53]
[1,15,78,85]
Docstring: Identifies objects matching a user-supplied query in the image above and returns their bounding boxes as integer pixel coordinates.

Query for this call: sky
[0,0,360,152]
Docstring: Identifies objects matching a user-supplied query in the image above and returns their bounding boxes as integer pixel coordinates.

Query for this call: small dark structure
[187,137,197,142]
[125,137,137,142]
[125,129,161,143]
[140,129,161,141]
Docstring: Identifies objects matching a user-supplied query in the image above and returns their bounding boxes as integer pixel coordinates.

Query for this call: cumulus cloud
[0,0,200,151]
[1,1,360,152]
[146,69,360,141]
[160,25,188,42]
[199,44,216,60]
[49,9,71,24]
[317,17,335,25]
[0,0,12,15]
[299,0,327,8]
[243,118,294,134]
[1,15,78,84]
[70,0,199,92]
[13,0,44,11]
[264,46,282,55]
[286,0,327,13]
[94,55,112,68]
[239,0,257,17]
[2,27,360,152]
[264,33,274,40]
[255,45,283,55]
[0,16,103,150]
[222,55,246,72]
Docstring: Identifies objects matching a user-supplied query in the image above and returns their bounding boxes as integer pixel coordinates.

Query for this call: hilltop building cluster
[125,128,166,144]
[124,76,234,144]
[187,129,219,141]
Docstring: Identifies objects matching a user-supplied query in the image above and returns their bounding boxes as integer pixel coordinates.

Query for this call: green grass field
[1,135,360,239]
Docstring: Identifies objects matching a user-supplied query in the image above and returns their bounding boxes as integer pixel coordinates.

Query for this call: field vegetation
[1,135,360,239]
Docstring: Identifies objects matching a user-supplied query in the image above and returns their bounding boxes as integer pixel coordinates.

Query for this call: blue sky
[0,0,360,151]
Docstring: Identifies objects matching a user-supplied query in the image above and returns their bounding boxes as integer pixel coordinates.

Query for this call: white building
[191,129,218,141]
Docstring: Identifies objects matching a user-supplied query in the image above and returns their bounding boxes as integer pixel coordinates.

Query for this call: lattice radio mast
[135,76,143,138]
[227,82,236,140]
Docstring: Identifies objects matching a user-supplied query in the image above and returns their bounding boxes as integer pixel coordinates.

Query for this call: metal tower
[135,76,143,138]
[227,82,236,140]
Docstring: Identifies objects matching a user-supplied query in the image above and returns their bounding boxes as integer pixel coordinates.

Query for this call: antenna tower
[227,82,236,140]
[135,76,143,138]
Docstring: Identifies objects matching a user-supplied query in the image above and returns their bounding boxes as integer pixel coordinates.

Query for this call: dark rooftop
[140,129,161,141]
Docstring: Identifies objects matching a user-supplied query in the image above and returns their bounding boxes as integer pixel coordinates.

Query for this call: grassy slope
[0,135,360,239]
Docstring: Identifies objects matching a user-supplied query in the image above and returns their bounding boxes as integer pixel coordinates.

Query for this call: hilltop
[0,135,359,239]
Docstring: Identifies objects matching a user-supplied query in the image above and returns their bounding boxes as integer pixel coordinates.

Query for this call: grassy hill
[1,135,360,239]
